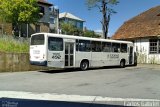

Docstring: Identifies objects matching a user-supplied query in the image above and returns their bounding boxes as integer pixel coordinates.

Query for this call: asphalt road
[0,65,160,100]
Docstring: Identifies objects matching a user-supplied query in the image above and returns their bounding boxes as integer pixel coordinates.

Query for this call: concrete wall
[134,38,160,64]
[0,52,50,72]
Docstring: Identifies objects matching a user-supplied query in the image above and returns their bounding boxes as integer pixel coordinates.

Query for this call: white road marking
[0,91,159,102]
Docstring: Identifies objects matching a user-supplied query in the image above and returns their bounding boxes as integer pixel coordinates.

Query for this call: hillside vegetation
[0,35,29,53]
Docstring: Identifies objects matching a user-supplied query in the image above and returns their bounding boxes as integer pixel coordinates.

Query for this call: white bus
[30,33,137,70]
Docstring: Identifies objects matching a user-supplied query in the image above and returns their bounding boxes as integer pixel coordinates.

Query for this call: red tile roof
[112,5,160,40]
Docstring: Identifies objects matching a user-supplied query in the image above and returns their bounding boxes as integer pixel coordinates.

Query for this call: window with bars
[149,39,159,54]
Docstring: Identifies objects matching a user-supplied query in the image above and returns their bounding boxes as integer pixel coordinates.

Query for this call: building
[112,6,160,64]
[21,0,54,37]
[0,20,12,35]
[59,12,85,30]
[0,0,57,37]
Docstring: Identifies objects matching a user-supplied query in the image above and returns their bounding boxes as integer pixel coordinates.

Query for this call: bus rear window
[31,34,44,45]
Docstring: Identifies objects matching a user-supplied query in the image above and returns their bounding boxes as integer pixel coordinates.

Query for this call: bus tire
[134,62,137,66]
[120,60,125,68]
[80,60,89,71]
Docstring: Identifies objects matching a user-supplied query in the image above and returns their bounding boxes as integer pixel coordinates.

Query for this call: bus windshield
[31,34,44,45]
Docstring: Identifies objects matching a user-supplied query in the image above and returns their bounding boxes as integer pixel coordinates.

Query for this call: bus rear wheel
[80,60,89,71]
[120,60,125,68]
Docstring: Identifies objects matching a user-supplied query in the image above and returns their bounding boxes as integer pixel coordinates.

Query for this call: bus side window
[112,43,120,53]
[79,40,90,52]
[48,37,63,51]
[121,44,127,53]
[91,41,101,52]
[76,39,79,51]
[102,42,112,52]
[91,41,96,52]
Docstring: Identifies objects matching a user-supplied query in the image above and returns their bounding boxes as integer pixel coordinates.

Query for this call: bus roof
[31,33,133,44]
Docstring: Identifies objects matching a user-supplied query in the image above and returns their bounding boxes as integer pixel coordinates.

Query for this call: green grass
[0,35,29,53]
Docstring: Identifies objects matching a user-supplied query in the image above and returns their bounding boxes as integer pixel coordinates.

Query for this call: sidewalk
[137,64,160,69]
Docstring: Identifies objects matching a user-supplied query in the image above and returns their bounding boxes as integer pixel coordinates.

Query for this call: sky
[48,0,160,37]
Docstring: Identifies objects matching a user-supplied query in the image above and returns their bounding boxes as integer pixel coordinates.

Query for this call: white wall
[134,38,160,64]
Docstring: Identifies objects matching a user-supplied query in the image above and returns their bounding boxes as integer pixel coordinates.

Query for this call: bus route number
[52,53,61,59]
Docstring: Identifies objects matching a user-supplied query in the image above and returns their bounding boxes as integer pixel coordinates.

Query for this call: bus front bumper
[30,61,47,66]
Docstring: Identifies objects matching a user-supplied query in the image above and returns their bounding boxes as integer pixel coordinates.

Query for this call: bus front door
[65,43,74,67]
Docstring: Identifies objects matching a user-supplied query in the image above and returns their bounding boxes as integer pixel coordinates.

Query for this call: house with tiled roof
[0,0,56,37]
[112,6,160,64]
[59,12,85,30]
[21,0,55,37]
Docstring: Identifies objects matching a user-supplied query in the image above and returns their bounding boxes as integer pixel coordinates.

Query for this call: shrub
[0,35,29,53]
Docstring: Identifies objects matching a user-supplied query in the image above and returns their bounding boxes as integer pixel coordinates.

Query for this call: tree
[86,0,119,39]
[60,22,100,38]
[60,22,83,36]
[84,30,101,38]
[60,22,75,35]
[0,0,40,37]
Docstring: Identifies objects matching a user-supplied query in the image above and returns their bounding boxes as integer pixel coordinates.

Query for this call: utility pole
[54,6,59,34]
[27,23,28,38]
[57,9,59,34]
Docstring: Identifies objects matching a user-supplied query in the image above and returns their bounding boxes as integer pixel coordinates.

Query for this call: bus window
[102,42,112,52]
[48,37,63,51]
[112,43,120,53]
[31,34,44,45]
[121,44,127,53]
[92,41,102,52]
[76,39,79,51]
[79,40,90,52]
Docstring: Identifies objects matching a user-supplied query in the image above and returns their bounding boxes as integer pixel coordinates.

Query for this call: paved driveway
[0,64,160,100]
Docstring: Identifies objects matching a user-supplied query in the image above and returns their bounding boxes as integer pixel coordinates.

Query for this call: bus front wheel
[80,60,89,71]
